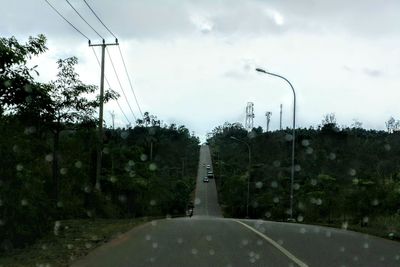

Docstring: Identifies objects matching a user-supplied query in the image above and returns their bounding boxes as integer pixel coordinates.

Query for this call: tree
[46,57,118,201]
[0,35,48,116]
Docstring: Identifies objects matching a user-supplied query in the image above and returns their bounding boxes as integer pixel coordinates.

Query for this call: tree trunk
[52,130,60,202]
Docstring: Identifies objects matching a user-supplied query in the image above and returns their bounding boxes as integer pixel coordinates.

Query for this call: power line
[83,0,143,117]
[83,0,117,39]
[44,0,90,40]
[65,0,104,40]
[106,47,138,121]
[91,47,131,125]
[118,45,144,117]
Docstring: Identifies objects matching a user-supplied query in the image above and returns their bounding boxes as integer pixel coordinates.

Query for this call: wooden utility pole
[89,39,118,191]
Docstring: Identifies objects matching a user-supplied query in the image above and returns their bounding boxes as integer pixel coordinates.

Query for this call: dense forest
[0,35,199,251]
[207,121,400,238]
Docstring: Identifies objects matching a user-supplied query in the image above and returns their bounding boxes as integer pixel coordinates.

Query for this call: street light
[230,136,251,218]
[256,67,296,221]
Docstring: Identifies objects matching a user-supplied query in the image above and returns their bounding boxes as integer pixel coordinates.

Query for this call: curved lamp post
[255,68,296,221]
[230,136,251,218]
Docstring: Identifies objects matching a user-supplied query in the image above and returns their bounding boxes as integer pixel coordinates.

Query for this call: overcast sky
[2,0,400,140]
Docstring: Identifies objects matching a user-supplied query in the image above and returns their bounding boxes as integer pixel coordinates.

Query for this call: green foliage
[208,122,400,231]
[0,35,199,252]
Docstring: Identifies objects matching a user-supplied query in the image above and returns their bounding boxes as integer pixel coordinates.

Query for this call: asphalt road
[72,145,400,267]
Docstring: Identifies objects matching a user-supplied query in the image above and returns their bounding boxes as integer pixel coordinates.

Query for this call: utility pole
[89,39,119,191]
[265,111,272,132]
[279,104,283,130]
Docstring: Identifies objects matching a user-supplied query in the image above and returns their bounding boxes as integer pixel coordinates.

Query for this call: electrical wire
[106,47,138,121]
[82,0,143,118]
[91,47,131,125]
[65,0,104,40]
[118,45,144,117]
[83,0,117,39]
[44,0,90,40]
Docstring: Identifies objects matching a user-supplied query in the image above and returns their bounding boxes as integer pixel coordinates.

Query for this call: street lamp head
[255,68,267,73]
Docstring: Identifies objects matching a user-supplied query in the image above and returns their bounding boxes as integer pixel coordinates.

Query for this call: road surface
[73,145,400,267]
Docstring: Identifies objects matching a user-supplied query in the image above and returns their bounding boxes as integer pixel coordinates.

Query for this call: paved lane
[72,145,400,267]
[193,145,222,217]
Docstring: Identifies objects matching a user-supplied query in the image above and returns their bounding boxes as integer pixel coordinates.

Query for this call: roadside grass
[295,215,400,242]
[0,217,154,267]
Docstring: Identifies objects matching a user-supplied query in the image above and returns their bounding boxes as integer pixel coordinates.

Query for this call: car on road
[207,171,213,178]
[203,177,209,183]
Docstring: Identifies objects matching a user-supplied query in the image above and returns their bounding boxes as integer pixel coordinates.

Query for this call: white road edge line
[232,219,309,267]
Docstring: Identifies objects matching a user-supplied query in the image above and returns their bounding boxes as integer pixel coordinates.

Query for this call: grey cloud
[363,68,383,77]
[2,0,399,42]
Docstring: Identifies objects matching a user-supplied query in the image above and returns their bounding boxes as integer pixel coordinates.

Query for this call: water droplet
[241,239,249,246]
[342,221,348,230]
[328,153,336,160]
[75,161,82,168]
[209,249,215,255]
[273,197,280,203]
[297,215,304,222]
[57,201,63,208]
[150,199,157,206]
[12,145,19,153]
[85,243,92,249]
[273,160,281,167]
[151,220,157,226]
[300,228,306,234]
[271,181,278,188]
[310,179,317,186]
[102,147,109,154]
[120,131,129,139]
[380,256,385,261]
[325,231,332,238]
[140,154,148,161]
[21,199,28,206]
[149,163,157,171]
[349,169,356,176]
[394,255,400,261]
[109,176,117,183]
[371,199,379,206]
[301,139,310,147]
[118,195,127,203]
[316,198,323,205]
[293,183,300,190]
[177,237,183,244]
[306,147,314,154]
[294,164,301,172]
[67,244,73,250]
[340,246,345,252]
[285,134,293,141]
[0,219,4,226]
[152,242,158,249]
[384,144,391,151]
[194,198,201,205]
[362,217,369,224]
[16,164,23,171]
[206,235,212,241]
[191,248,198,255]
[363,243,369,249]
[60,168,67,175]
[255,181,263,189]
[257,239,263,246]
[45,154,53,162]
[277,239,284,245]
[265,211,271,218]
[145,234,152,241]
